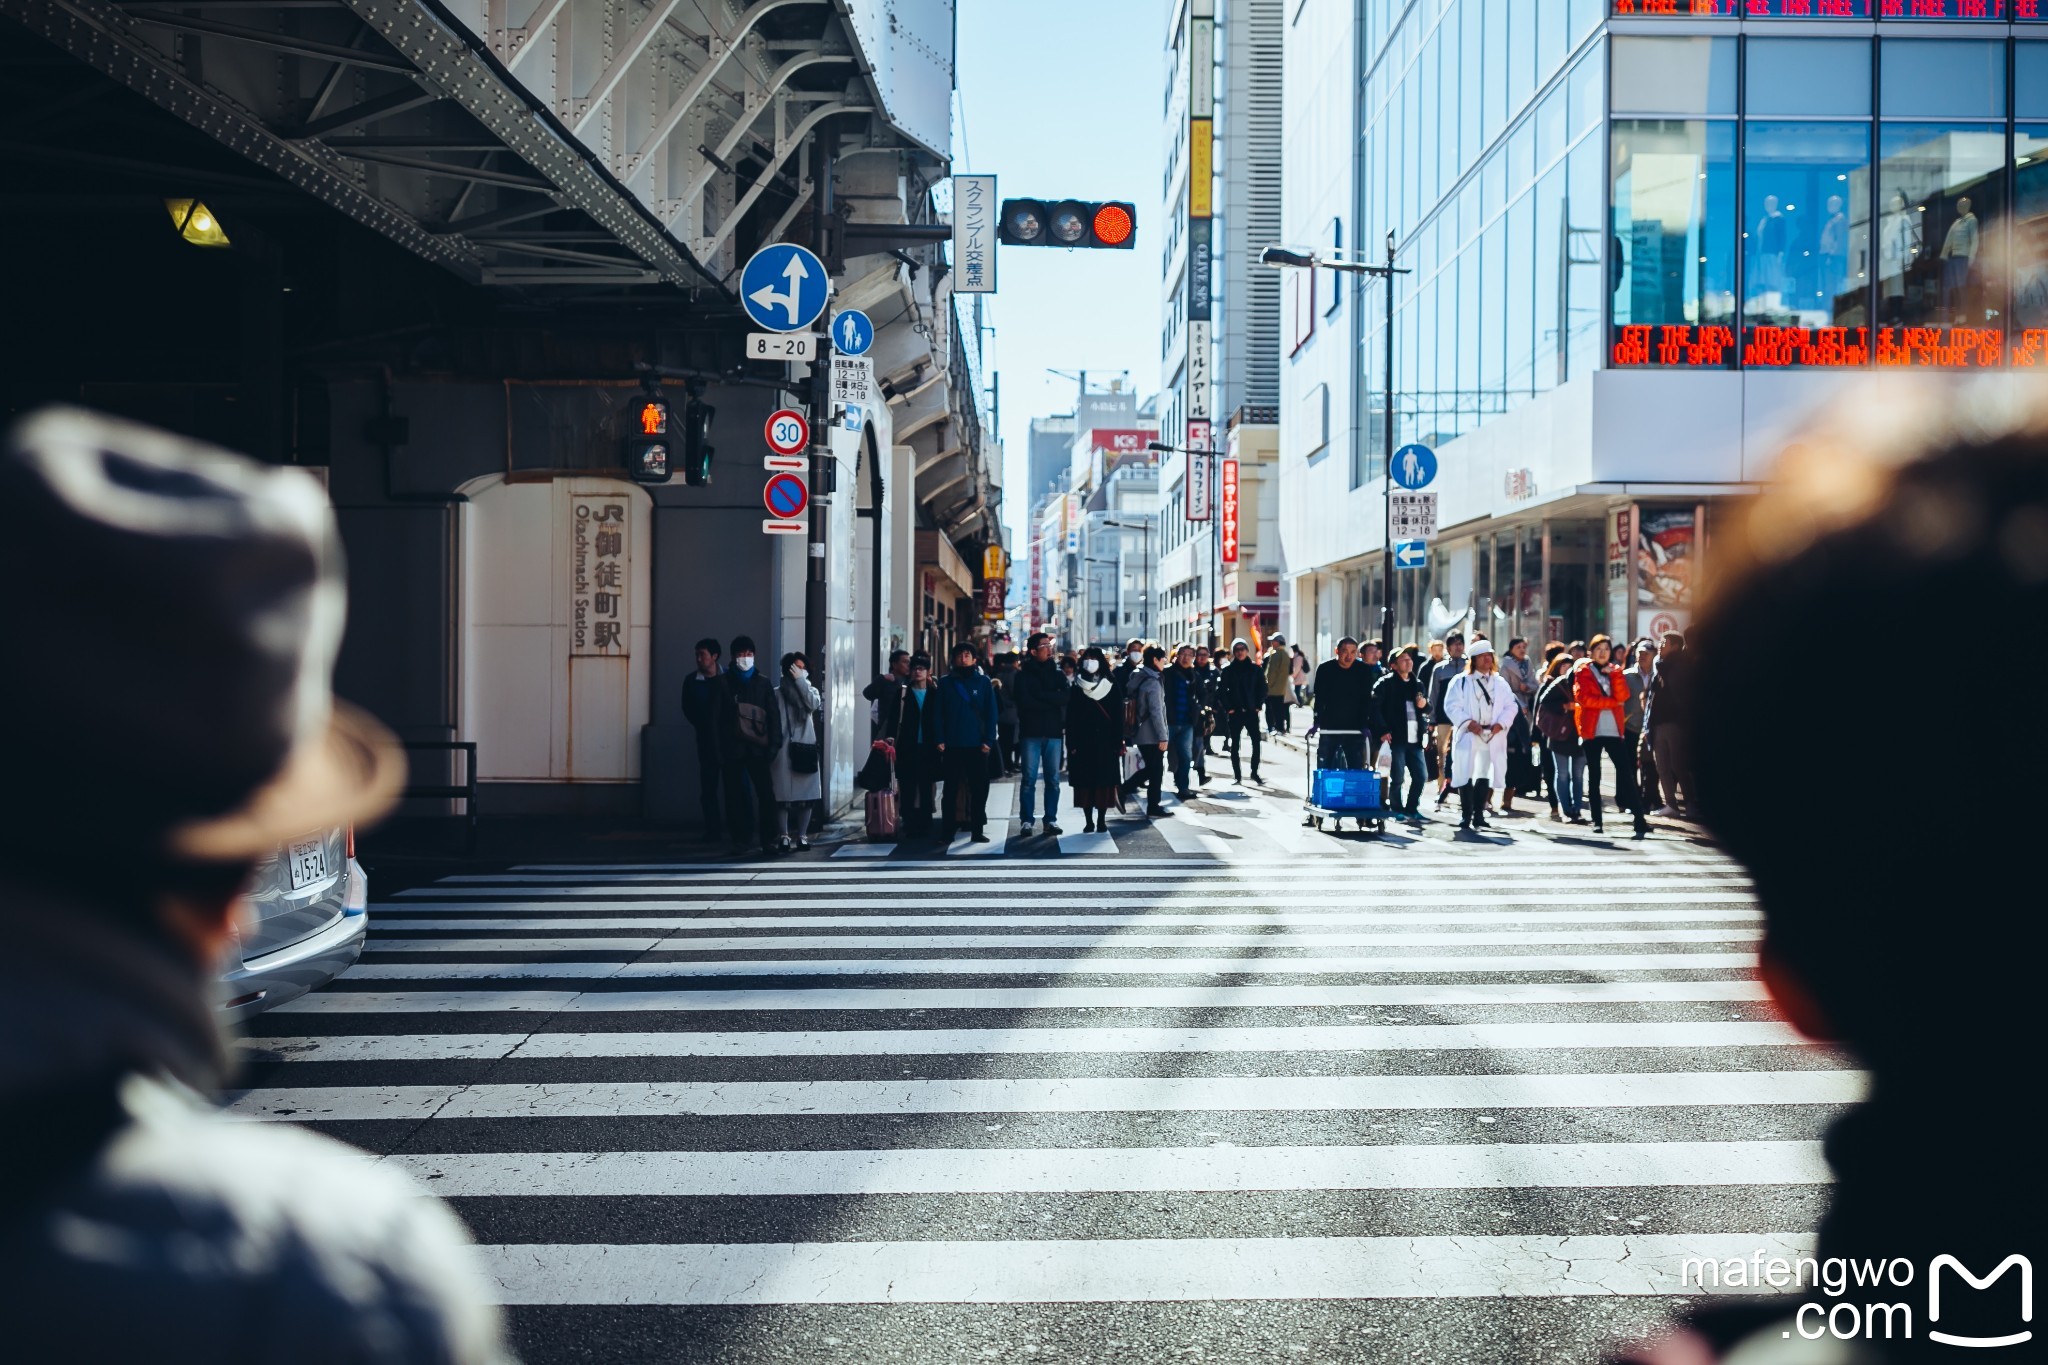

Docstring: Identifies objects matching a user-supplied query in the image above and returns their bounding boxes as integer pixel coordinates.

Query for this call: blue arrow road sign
[739,243,829,332]
[832,309,875,356]
[1393,538,1428,569]
[1391,443,1437,491]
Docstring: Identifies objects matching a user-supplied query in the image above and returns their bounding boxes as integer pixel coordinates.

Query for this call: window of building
[1535,161,1565,388]
[2014,127,2048,347]
[1462,0,1484,175]
[1611,37,1737,118]
[1507,189,1535,393]
[2018,43,2048,121]
[1610,120,1738,368]
[1876,122,2005,366]
[1484,0,1509,148]
[1740,121,1872,366]
[1746,39,1871,120]
[1881,41,2004,121]
[1566,135,1606,380]
[1482,218,1508,396]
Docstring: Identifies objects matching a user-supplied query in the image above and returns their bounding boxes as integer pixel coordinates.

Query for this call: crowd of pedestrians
[685,623,1694,849]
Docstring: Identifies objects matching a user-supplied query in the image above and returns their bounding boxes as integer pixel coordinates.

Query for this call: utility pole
[804,133,834,796]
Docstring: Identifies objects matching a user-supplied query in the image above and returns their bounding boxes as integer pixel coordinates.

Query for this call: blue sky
[954,1,1167,544]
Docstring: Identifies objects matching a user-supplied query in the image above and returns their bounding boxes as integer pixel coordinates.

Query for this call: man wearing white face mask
[716,633,782,855]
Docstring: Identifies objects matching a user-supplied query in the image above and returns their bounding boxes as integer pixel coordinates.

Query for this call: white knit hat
[1466,638,1496,658]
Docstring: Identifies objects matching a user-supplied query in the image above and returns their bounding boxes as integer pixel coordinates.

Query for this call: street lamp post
[1145,438,1222,649]
[1261,232,1407,649]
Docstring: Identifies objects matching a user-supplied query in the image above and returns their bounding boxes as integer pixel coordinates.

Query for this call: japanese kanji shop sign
[571,494,630,657]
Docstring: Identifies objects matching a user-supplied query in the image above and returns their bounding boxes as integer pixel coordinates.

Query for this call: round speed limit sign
[764,409,810,457]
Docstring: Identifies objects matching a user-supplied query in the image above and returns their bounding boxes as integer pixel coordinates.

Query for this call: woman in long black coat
[884,653,943,837]
[1064,645,1124,833]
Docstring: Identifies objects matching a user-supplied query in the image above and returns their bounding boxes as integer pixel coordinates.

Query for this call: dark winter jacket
[1312,658,1379,733]
[1218,656,1265,714]
[1065,676,1124,789]
[934,666,999,749]
[1425,652,1466,722]
[993,663,1020,725]
[1163,664,1200,727]
[715,666,784,762]
[681,669,722,736]
[0,889,511,1364]
[1534,673,1581,751]
[1372,672,1426,744]
[1014,657,1070,738]
[1645,651,1683,734]
[886,683,943,782]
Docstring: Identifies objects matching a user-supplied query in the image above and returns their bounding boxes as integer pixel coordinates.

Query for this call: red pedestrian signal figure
[639,402,667,436]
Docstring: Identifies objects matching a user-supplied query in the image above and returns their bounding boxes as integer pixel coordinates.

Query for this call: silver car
[218,826,368,1020]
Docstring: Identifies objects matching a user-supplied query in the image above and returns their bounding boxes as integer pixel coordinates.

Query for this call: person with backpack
[769,651,822,853]
[1372,647,1428,821]
[1534,653,1585,823]
[885,653,942,838]
[934,641,999,843]
[716,633,783,855]
[1217,637,1266,784]
[1065,646,1124,833]
[1573,633,1649,837]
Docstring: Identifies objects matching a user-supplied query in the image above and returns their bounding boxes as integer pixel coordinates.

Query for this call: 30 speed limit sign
[764,409,810,457]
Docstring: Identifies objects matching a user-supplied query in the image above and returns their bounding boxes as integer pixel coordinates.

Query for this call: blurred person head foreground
[0,409,508,1362]
[1617,381,2047,1363]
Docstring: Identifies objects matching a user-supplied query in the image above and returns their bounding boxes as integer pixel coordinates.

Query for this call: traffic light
[996,198,1136,249]
[624,395,673,485]
[681,394,715,486]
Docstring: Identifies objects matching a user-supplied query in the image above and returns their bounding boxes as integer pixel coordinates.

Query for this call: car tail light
[345,823,355,859]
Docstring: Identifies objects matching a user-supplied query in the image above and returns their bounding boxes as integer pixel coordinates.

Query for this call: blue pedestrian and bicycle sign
[739,242,829,332]
[1393,538,1428,570]
[763,471,809,520]
[1391,443,1437,490]
[832,309,874,356]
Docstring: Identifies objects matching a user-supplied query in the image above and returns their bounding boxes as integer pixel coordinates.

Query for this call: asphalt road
[235,767,1853,1364]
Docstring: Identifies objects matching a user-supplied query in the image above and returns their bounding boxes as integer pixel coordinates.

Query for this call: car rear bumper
[219,860,368,1021]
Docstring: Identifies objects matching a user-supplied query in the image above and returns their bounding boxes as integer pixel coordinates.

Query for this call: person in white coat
[1441,638,1518,832]
[770,650,823,851]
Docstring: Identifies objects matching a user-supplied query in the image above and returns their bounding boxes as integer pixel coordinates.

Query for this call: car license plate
[286,835,331,891]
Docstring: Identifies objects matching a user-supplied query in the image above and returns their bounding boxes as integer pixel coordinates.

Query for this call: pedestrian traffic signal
[681,394,715,486]
[996,198,1137,249]
[624,397,673,485]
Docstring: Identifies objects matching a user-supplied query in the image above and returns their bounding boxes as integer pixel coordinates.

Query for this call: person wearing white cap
[1441,638,1519,832]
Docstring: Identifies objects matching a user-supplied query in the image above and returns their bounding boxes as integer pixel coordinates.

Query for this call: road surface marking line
[240,1020,1815,1062]
[226,1070,1869,1121]
[475,1232,1816,1304]
[362,929,1762,953]
[274,980,1774,1014]
[365,909,1763,929]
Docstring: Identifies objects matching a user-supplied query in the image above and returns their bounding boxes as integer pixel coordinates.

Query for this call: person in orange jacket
[1571,634,1649,837]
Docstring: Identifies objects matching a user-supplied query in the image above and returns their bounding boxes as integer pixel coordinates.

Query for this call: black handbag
[788,740,820,774]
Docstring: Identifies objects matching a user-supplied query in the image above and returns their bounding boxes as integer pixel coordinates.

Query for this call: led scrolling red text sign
[1221,459,1240,565]
[1612,324,2048,369]
[1614,1,2038,17]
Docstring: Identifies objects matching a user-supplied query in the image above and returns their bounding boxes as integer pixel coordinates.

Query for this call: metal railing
[401,740,478,853]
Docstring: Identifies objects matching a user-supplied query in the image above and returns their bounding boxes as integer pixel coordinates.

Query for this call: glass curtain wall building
[1281,0,2048,655]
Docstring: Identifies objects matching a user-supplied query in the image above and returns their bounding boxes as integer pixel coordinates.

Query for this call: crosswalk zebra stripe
[361,929,1763,953]
[389,890,1757,907]
[430,867,1740,887]
[474,1232,1813,1304]
[341,951,1759,980]
[274,980,1773,1013]
[385,1139,1831,1197]
[363,909,1763,930]
[226,1070,1866,1121]
[240,1020,1813,1063]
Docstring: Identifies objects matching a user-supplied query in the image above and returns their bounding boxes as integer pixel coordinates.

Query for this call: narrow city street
[235,775,1853,1364]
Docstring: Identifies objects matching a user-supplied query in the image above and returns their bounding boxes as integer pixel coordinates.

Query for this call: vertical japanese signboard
[1185,425,1214,521]
[952,173,996,295]
[571,495,630,656]
[1186,320,1213,419]
[1221,459,1240,564]
[1187,0,1214,333]
[1028,531,1044,630]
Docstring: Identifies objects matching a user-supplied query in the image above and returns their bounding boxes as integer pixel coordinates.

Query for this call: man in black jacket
[1013,632,1069,836]
[1312,637,1378,771]
[1217,637,1266,784]
[863,649,910,739]
[716,633,783,855]
[680,636,724,839]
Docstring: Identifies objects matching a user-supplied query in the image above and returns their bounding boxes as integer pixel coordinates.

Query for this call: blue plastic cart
[1302,729,1387,835]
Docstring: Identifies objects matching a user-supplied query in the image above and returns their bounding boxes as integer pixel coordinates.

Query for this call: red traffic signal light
[996,198,1136,249]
